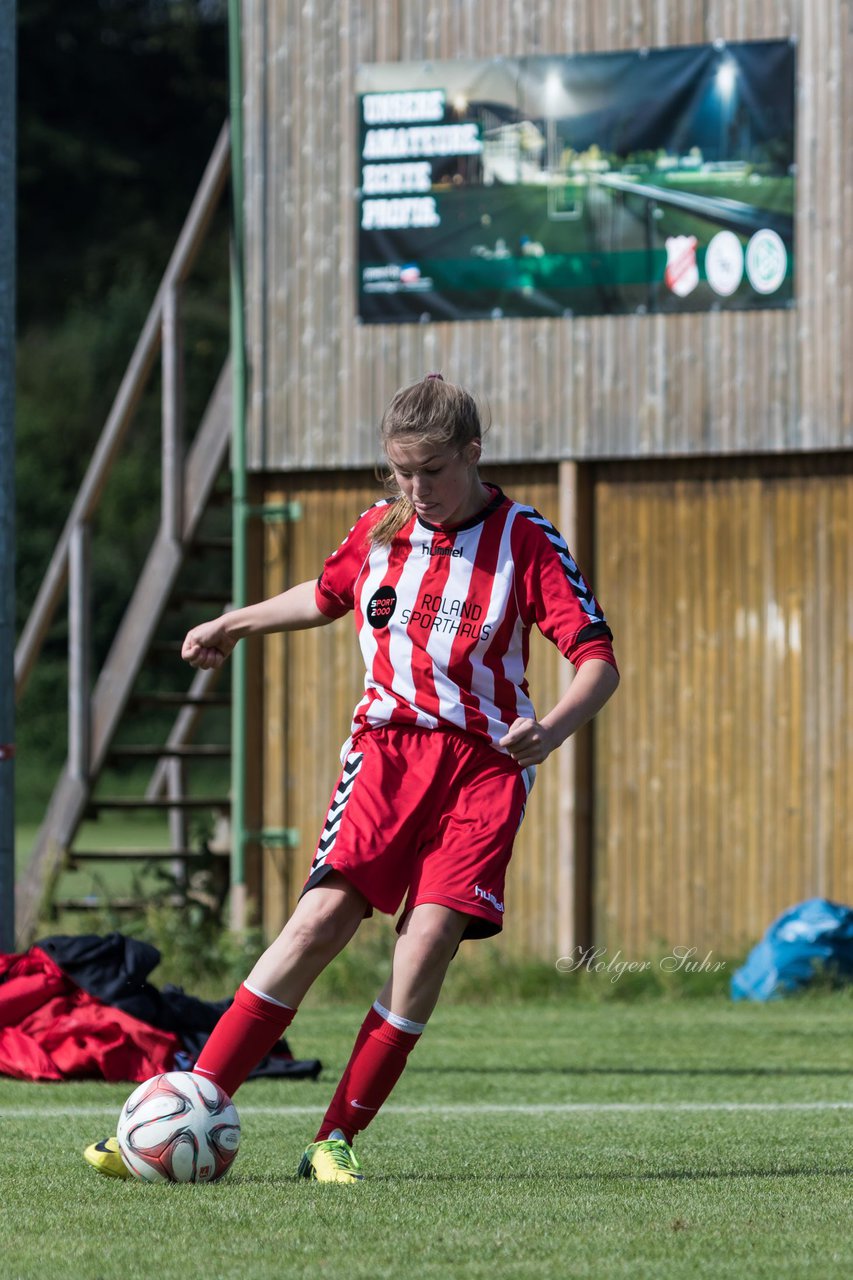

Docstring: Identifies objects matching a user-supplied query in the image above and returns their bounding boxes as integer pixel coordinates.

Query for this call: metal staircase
[14,126,234,949]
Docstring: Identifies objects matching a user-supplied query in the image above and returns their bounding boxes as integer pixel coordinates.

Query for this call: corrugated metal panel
[593,453,853,955]
[257,466,597,958]
[241,0,852,469]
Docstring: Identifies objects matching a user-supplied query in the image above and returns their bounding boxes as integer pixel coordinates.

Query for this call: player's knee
[404,906,467,964]
[285,891,360,960]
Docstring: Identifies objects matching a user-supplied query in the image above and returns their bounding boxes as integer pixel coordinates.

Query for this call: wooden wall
[594,452,853,955]
[241,0,853,469]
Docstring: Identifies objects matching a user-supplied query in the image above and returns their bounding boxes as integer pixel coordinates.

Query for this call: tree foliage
[18,0,228,325]
[16,1,230,813]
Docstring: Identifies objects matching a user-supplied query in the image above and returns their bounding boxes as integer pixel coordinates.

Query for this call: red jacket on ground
[0,947,179,1083]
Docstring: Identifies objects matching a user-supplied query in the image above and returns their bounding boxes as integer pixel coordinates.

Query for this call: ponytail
[371,495,415,547]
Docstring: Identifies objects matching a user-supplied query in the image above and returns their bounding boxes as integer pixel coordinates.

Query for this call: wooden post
[166,757,189,887]
[243,477,265,923]
[558,461,595,955]
[162,283,185,541]
[0,0,16,951]
[166,757,188,847]
[68,521,91,782]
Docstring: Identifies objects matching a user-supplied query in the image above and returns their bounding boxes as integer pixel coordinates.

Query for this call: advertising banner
[356,40,795,323]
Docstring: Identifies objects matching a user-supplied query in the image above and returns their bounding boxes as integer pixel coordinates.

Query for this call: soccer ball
[117,1070,240,1183]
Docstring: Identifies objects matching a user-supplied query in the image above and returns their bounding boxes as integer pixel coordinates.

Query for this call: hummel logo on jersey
[421,544,462,557]
[475,885,505,913]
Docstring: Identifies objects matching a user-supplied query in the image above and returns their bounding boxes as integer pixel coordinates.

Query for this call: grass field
[2,996,852,1279]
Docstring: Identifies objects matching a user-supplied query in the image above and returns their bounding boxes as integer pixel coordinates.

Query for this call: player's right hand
[181,619,236,669]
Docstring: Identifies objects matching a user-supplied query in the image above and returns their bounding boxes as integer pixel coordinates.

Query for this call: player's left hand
[499,717,559,767]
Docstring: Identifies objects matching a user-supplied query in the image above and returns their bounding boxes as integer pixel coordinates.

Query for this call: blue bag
[730,897,853,1001]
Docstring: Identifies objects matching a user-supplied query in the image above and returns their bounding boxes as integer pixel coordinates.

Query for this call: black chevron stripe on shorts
[310,750,364,873]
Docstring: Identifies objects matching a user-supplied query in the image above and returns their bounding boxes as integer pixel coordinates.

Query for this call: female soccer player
[85,373,618,1183]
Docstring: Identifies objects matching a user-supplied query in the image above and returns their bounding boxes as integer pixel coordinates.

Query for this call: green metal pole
[0,3,16,951]
[227,0,248,931]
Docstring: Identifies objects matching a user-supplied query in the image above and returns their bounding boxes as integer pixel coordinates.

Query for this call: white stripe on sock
[373,999,426,1036]
[244,981,295,1011]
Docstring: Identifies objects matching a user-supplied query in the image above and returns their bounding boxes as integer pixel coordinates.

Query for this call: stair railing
[14,121,231,749]
[13,124,234,947]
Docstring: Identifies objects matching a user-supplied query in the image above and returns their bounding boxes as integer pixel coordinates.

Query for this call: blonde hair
[371,373,484,546]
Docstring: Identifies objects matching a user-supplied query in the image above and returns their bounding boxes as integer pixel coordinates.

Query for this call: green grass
[1,998,852,1279]
[15,816,172,871]
[15,816,176,943]
[15,811,219,938]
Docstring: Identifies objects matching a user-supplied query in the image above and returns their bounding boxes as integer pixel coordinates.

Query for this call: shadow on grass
[229,1163,853,1187]
[407,1064,853,1077]
[379,1167,853,1182]
[371,1165,853,1183]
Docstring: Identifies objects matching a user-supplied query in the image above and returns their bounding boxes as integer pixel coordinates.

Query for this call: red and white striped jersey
[315,485,615,751]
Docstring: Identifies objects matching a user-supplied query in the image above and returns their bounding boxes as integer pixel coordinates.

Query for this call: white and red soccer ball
[117,1070,240,1183]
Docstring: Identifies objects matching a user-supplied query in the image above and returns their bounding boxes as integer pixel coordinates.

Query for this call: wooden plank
[700,471,721,938]
[558,461,597,953]
[785,473,805,900]
[87,796,230,811]
[839,473,853,898]
[260,486,290,938]
[594,453,853,954]
[842,0,853,437]
[244,479,266,921]
[68,522,92,785]
[144,667,225,798]
[161,284,185,541]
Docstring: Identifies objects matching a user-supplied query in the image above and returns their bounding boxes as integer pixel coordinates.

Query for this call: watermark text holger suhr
[556,946,726,983]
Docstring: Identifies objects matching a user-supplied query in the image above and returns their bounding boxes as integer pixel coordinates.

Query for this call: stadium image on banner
[356,40,795,323]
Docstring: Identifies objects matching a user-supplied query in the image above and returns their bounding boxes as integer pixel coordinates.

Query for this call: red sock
[194,983,295,1099]
[316,1005,422,1143]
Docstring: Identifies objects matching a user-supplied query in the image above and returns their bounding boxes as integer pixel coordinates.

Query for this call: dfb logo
[366,585,397,629]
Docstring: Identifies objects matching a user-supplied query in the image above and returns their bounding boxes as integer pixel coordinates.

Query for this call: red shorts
[302,725,534,939]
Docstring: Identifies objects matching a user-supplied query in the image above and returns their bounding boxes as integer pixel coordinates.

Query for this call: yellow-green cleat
[83,1136,131,1180]
[297,1130,364,1184]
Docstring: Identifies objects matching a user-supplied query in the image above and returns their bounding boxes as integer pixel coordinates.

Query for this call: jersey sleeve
[513,508,615,667]
[315,502,389,619]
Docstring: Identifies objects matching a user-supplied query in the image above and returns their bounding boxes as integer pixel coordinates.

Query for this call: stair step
[69,848,203,863]
[54,893,203,913]
[109,744,231,759]
[131,692,230,707]
[54,897,154,913]
[87,795,231,812]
